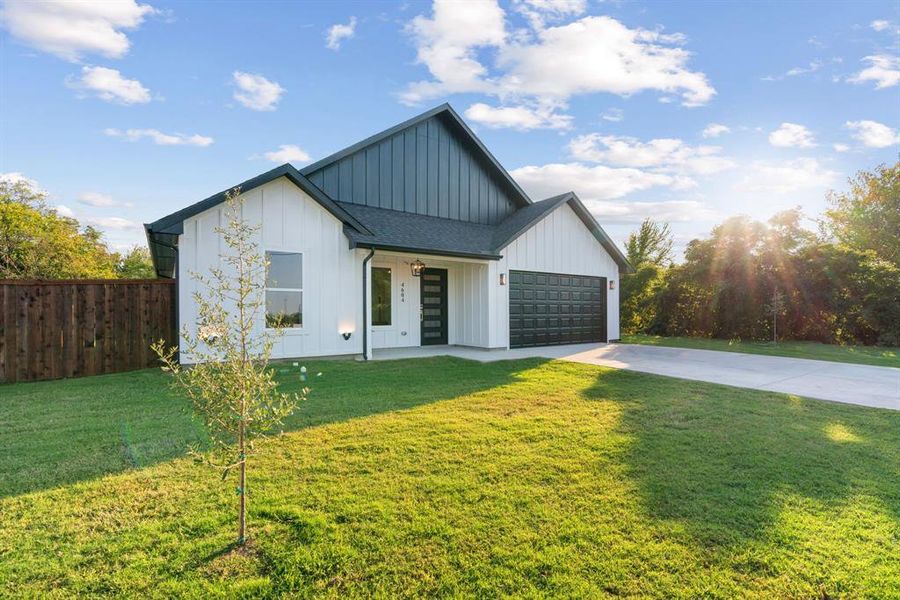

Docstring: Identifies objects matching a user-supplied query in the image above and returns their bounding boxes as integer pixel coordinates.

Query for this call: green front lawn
[1,358,898,598]
[622,334,900,368]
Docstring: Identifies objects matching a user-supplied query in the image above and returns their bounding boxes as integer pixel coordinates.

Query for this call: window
[265,251,302,328]
[371,267,392,326]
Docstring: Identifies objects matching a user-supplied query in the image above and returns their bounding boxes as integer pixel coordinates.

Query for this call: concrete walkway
[373,343,900,410]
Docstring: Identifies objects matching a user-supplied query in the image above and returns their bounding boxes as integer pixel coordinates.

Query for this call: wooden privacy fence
[0,279,177,383]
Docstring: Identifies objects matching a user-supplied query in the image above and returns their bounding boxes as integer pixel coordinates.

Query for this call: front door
[420,268,448,345]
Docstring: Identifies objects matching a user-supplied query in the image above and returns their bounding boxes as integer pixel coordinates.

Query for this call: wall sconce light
[341,331,352,341]
[499,273,506,286]
[410,259,426,277]
[609,280,616,290]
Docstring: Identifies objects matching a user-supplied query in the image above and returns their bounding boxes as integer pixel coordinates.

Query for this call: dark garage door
[509,270,607,348]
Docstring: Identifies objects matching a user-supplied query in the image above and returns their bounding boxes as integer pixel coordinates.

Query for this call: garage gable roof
[493,192,635,274]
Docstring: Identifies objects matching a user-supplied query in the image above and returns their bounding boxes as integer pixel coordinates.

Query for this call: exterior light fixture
[342,331,352,341]
[410,259,426,277]
[499,273,506,286]
[609,280,616,290]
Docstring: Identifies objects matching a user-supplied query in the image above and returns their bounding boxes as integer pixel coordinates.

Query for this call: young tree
[625,218,674,268]
[153,190,306,545]
[620,219,674,334]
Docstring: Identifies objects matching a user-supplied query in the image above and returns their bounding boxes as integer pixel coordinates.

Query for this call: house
[145,104,633,362]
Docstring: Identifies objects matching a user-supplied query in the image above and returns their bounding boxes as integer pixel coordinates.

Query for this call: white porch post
[364,253,373,359]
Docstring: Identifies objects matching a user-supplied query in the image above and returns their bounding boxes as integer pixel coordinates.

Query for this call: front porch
[365,250,506,357]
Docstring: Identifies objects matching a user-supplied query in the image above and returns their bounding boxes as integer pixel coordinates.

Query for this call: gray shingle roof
[339,203,501,259]
[338,194,634,274]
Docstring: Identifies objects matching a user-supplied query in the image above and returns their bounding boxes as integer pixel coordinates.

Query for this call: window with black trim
[372,267,392,326]
[265,251,302,328]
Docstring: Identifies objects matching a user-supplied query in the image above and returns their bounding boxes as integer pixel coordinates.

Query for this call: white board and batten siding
[489,203,621,346]
[178,176,364,362]
[370,255,491,349]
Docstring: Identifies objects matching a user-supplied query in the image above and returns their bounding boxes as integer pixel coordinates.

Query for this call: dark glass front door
[420,268,448,345]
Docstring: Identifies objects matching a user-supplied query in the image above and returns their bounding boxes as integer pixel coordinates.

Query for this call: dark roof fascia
[564,194,635,274]
[145,164,371,236]
[491,192,572,250]
[346,235,502,261]
[300,103,532,208]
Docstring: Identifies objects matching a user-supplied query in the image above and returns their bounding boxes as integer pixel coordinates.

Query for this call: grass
[622,334,900,368]
[1,358,898,598]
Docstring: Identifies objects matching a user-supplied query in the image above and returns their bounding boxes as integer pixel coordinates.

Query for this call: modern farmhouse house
[145,104,633,361]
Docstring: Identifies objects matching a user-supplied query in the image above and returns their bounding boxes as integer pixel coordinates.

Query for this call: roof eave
[351,239,502,261]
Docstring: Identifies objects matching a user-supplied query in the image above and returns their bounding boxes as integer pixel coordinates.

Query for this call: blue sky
[1,0,898,255]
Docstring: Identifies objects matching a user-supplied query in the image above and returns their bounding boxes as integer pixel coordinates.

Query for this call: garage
[508,270,607,348]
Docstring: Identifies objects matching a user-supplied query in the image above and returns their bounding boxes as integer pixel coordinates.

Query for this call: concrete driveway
[373,343,900,410]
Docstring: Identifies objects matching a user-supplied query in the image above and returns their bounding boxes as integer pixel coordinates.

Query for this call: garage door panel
[509,269,607,348]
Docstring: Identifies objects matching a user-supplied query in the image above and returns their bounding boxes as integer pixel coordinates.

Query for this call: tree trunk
[238,457,246,544]
[238,419,246,545]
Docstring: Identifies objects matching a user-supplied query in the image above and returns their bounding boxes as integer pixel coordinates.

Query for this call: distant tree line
[621,161,900,346]
[0,178,155,279]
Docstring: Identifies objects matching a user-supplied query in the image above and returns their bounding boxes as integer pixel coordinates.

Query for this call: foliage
[620,219,673,334]
[0,179,118,279]
[826,160,900,267]
[625,218,674,267]
[2,359,897,597]
[115,246,156,279]
[152,190,305,545]
[622,161,900,346]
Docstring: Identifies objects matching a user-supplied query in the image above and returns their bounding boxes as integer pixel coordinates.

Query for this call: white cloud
[326,16,357,50]
[104,128,214,147]
[701,123,730,138]
[845,120,900,148]
[83,215,140,230]
[848,54,900,89]
[402,3,714,109]
[496,16,715,107]
[0,0,156,62]
[232,71,284,111]
[263,144,311,164]
[785,60,823,77]
[514,0,586,30]
[870,20,890,32]
[511,162,688,202]
[584,199,720,224]
[832,143,850,152]
[569,134,734,175]
[78,191,132,207]
[54,204,75,218]
[768,122,816,148]
[0,171,39,189]
[464,102,572,130]
[734,158,838,194]
[601,108,623,122]
[67,66,151,104]
[403,0,506,103]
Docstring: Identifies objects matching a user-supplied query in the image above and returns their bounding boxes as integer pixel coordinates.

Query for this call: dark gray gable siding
[305,114,520,226]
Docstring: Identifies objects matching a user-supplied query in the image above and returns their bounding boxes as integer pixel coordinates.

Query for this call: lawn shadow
[0,356,545,499]
[582,368,900,547]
